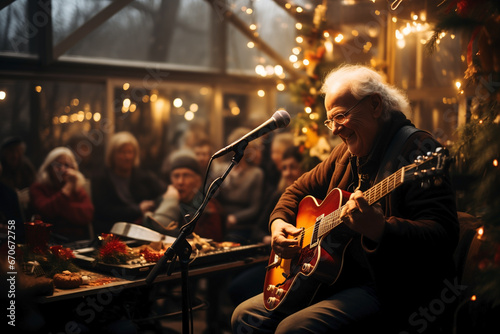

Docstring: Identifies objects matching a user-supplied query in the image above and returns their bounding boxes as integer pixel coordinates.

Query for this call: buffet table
[38,243,270,303]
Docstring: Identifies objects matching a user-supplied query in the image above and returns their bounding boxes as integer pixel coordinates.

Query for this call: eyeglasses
[324,95,369,130]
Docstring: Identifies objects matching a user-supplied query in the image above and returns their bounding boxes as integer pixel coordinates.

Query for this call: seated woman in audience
[91,131,165,235]
[29,147,94,242]
[215,127,264,244]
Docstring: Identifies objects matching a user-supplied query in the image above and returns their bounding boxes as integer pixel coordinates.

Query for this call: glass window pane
[0,0,33,55]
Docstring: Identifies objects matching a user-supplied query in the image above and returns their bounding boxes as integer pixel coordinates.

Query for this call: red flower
[49,245,75,261]
[99,238,128,258]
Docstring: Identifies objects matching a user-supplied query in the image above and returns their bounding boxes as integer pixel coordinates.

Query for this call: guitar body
[262,147,451,313]
[263,188,355,313]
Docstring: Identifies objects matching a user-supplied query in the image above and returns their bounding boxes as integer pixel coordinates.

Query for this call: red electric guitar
[263,148,451,313]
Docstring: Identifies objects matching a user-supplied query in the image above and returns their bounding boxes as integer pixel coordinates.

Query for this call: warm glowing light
[173,98,183,108]
[352,29,359,37]
[375,10,380,16]
[77,111,85,122]
[277,83,285,91]
[255,64,266,76]
[323,31,330,38]
[471,295,476,301]
[296,7,303,13]
[246,8,253,14]
[392,17,398,23]
[93,112,101,122]
[247,41,255,48]
[295,23,302,30]
[493,159,499,167]
[301,127,308,134]
[142,95,150,103]
[123,83,130,90]
[274,65,284,76]
[190,103,199,112]
[123,98,131,108]
[35,86,42,93]
[397,39,406,49]
[296,36,304,43]
[257,90,265,97]
[249,24,257,30]
[303,59,310,66]
[59,115,68,123]
[121,106,128,113]
[334,34,344,43]
[477,227,484,239]
[184,111,195,121]
[71,98,79,106]
[231,107,240,115]
[0,91,5,100]
[305,107,312,114]
[455,81,462,89]
[292,47,301,55]
[150,94,158,102]
[412,14,418,20]
[420,11,427,21]
[129,104,137,112]
[289,54,298,62]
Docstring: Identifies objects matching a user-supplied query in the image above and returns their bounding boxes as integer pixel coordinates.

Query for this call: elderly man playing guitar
[231,64,459,334]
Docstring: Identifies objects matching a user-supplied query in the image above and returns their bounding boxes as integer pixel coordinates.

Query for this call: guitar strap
[374,125,425,184]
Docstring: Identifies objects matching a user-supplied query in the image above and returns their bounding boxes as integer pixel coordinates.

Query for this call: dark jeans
[231,284,381,334]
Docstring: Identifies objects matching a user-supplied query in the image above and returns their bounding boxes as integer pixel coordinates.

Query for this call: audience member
[144,150,224,241]
[91,131,165,235]
[29,147,94,242]
[0,136,36,217]
[215,127,264,244]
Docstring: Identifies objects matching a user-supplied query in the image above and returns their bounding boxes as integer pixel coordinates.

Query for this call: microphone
[213,109,291,158]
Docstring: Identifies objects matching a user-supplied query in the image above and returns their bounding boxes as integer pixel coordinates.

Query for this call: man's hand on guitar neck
[270,219,302,259]
[340,190,386,243]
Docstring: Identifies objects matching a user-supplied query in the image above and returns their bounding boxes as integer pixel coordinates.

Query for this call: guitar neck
[319,165,408,238]
[364,167,404,206]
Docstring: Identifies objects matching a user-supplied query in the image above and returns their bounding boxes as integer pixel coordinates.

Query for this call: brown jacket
[270,111,459,329]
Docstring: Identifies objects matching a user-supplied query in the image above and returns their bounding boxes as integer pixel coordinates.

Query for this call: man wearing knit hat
[144,150,224,241]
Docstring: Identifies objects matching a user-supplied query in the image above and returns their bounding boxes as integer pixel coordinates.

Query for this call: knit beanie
[169,153,202,176]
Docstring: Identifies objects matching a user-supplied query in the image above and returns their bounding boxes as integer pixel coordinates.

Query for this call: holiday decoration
[95,234,135,265]
[427,0,500,315]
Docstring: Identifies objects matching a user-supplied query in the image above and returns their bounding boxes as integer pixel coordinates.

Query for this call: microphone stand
[145,147,246,334]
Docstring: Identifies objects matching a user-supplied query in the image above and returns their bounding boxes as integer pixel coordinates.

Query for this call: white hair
[37,147,85,188]
[105,131,140,169]
[321,64,410,120]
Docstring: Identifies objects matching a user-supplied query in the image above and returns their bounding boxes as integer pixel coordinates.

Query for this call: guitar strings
[295,163,416,239]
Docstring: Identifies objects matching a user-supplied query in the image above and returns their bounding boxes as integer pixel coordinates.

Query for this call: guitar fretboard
[316,166,408,239]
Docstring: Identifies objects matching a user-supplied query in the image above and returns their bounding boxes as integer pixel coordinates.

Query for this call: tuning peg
[421,179,431,189]
[433,177,443,186]
[427,151,432,156]
[415,155,423,163]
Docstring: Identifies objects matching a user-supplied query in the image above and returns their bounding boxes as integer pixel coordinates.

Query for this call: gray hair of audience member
[37,147,85,188]
[320,64,411,120]
[105,131,140,169]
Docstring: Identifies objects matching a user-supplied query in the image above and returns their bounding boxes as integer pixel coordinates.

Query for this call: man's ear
[370,93,383,119]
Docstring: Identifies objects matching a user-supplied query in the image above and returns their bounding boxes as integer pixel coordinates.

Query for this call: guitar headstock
[403,147,453,188]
